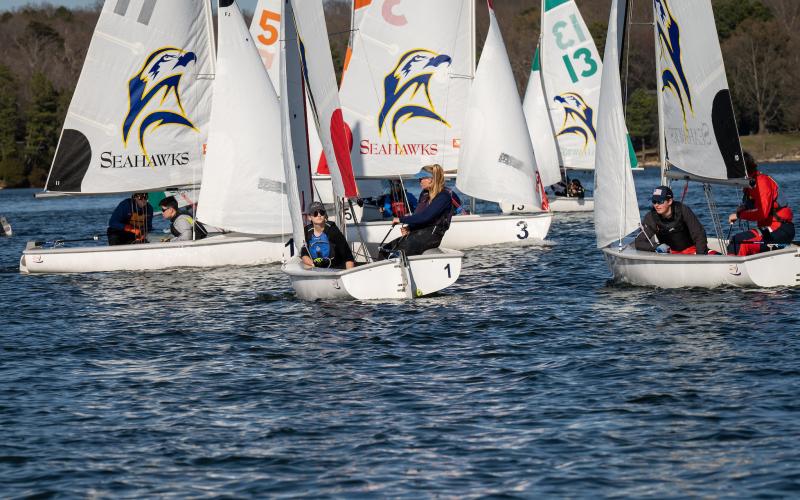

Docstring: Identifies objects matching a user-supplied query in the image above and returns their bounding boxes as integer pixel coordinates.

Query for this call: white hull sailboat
[21,0,291,274]
[279,0,463,300]
[593,0,799,288]
[603,242,800,288]
[20,234,286,274]
[335,0,552,247]
[284,248,462,300]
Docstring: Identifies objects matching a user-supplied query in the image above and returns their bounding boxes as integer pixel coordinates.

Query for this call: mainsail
[196,0,289,235]
[654,0,745,181]
[338,0,474,178]
[456,0,539,207]
[594,0,639,249]
[44,0,215,194]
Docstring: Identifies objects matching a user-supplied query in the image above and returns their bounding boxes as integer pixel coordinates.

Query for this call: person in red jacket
[727,151,794,256]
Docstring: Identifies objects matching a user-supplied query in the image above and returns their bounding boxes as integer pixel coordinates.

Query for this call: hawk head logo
[554,92,596,149]
[123,47,198,156]
[378,49,452,144]
[654,0,693,128]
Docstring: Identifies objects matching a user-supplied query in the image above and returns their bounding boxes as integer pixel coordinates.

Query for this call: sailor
[300,201,355,270]
[158,196,207,242]
[727,151,795,256]
[567,179,586,199]
[383,164,455,258]
[107,192,153,245]
[634,185,710,255]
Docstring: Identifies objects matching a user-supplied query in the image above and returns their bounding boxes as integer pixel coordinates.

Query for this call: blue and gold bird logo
[123,47,198,156]
[378,49,453,144]
[554,92,596,149]
[654,0,693,128]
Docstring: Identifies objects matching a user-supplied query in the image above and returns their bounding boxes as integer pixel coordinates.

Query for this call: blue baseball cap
[414,168,433,180]
[651,185,673,203]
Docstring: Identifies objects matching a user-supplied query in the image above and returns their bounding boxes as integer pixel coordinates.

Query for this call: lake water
[1,165,799,497]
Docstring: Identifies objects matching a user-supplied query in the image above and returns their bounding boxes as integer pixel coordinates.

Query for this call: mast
[652,1,667,185]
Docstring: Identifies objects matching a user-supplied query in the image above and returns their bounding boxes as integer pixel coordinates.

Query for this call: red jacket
[737,171,793,230]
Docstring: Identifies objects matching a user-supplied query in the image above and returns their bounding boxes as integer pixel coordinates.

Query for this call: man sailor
[634,185,710,255]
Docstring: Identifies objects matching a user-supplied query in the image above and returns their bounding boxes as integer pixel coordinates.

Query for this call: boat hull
[603,243,800,288]
[347,213,552,253]
[283,248,463,300]
[19,233,288,274]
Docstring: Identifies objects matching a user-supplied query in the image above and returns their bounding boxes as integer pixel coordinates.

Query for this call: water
[2,166,800,497]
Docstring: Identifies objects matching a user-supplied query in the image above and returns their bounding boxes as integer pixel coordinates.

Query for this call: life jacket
[128,202,149,241]
[742,173,793,229]
[307,229,332,259]
[650,202,694,251]
[170,213,208,240]
[416,189,455,237]
[391,200,408,217]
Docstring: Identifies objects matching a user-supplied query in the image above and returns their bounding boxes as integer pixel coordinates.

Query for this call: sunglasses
[652,199,669,205]
[311,210,326,217]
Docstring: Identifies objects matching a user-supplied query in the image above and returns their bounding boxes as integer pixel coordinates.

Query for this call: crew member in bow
[107,192,153,245]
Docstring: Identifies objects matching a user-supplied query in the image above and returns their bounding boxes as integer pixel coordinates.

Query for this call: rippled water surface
[2,166,800,497]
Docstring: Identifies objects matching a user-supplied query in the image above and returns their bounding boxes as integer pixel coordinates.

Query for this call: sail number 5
[256,9,281,46]
[552,14,598,83]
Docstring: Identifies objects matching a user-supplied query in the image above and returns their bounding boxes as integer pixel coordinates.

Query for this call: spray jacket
[634,201,709,254]
[738,171,793,231]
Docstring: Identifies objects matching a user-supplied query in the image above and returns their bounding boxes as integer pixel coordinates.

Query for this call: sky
[0,0,261,13]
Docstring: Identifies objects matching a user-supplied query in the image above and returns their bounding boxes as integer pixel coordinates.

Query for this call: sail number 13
[552,14,598,84]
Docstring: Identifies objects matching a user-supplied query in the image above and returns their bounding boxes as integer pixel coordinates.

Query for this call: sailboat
[280,0,463,300]
[539,0,638,213]
[20,0,290,274]
[336,0,552,251]
[595,0,800,288]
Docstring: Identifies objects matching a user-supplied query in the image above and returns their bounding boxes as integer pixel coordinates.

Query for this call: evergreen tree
[24,72,60,187]
[0,65,25,187]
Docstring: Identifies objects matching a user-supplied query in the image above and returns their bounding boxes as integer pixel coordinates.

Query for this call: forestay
[522,46,561,187]
[290,0,358,198]
[45,0,215,194]
[540,0,601,171]
[338,0,473,178]
[196,0,290,235]
[456,1,539,207]
[594,0,639,249]
[654,0,745,181]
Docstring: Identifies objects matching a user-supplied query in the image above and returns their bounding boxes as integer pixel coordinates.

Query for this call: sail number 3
[552,14,597,84]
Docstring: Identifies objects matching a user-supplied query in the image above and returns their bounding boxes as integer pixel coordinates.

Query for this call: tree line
[0,0,796,188]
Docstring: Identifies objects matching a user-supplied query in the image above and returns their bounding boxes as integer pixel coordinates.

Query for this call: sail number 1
[552,14,598,83]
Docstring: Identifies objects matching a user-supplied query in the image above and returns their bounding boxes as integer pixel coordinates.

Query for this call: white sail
[540,0,601,171]
[456,2,538,207]
[280,0,307,255]
[594,0,639,249]
[338,0,473,177]
[249,0,283,93]
[290,0,358,198]
[523,45,561,187]
[196,0,289,235]
[654,0,745,180]
[44,0,215,194]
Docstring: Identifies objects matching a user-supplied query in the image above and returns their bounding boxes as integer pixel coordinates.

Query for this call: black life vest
[416,189,454,236]
[651,203,694,251]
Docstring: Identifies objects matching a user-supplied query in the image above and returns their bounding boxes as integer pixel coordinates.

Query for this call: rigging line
[703,183,726,255]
